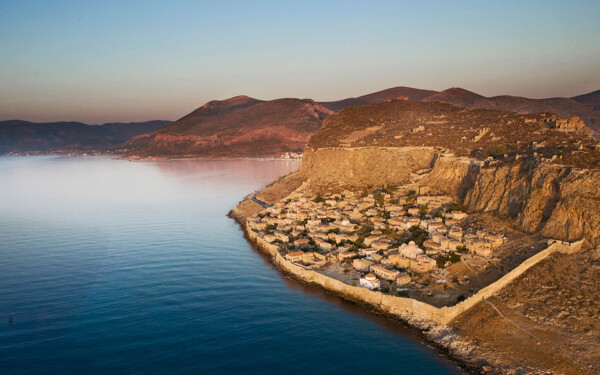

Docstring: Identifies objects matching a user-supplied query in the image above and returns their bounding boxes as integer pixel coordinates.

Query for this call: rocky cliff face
[421,156,600,244]
[298,146,436,190]
[289,144,600,243]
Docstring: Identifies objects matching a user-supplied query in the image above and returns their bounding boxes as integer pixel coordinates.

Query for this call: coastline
[0,152,302,163]
[227,207,479,374]
[228,190,586,375]
[120,154,302,162]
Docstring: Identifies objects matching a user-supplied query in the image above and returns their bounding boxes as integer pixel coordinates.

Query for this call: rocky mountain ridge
[125,86,600,159]
[4,86,598,157]
[124,97,332,158]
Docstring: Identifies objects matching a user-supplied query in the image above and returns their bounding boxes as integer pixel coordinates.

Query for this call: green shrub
[409,225,428,246]
[382,226,400,240]
[445,203,464,212]
[481,145,507,159]
[436,252,461,268]
[448,252,461,263]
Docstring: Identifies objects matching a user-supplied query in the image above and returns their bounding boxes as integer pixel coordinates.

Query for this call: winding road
[252,194,269,209]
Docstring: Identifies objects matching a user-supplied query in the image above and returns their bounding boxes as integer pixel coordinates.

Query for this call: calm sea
[0,156,462,374]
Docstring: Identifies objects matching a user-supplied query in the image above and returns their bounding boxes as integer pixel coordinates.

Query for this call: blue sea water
[0,156,462,374]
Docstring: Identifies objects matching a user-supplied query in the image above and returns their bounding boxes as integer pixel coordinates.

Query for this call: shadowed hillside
[572,89,600,111]
[319,86,439,112]
[0,120,171,154]
[124,96,333,158]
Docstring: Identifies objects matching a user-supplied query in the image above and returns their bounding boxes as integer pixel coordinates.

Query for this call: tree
[313,194,325,203]
[408,225,428,246]
[448,252,461,263]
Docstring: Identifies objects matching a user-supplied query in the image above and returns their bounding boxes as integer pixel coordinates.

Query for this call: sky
[0,0,599,124]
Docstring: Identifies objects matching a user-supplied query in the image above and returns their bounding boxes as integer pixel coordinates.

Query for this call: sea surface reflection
[0,156,462,374]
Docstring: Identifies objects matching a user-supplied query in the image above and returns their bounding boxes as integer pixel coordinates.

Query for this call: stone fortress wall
[247,226,583,325]
[238,145,594,325]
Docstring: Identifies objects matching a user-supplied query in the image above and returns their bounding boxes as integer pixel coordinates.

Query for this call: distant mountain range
[3,86,599,157]
[124,96,332,158]
[322,87,599,134]
[319,87,439,112]
[421,88,599,131]
[571,89,600,111]
[0,120,171,154]
[125,86,600,158]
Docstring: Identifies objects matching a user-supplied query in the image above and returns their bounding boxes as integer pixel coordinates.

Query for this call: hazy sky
[1,0,599,123]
